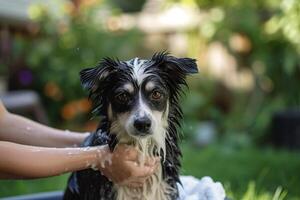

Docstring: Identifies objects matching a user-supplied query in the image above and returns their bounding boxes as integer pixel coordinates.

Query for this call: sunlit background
[0,0,300,199]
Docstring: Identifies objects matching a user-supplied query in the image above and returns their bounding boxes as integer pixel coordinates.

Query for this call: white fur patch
[131,58,148,84]
[124,83,134,94]
[145,81,155,92]
[116,165,175,200]
[109,100,171,200]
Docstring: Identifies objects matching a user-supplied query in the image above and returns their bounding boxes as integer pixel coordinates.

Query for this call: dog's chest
[115,165,174,200]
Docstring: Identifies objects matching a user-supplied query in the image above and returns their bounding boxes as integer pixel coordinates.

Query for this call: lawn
[0,144,299,199]
[181,143,300,200]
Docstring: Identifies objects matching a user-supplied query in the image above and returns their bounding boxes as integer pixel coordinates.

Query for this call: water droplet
[100,161,106,168]
[83,147,91,151]
[85,161,91,167]
[91,163,98,170]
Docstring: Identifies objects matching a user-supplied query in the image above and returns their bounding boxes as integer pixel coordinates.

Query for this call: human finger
[129,182,144,188]
[117,146,138,161]
[128,176,149,184]
[126,162,155,178]
[144,157,160,167]
[119,179,144,188]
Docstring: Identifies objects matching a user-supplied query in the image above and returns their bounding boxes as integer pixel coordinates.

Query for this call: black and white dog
[64,52,198,200]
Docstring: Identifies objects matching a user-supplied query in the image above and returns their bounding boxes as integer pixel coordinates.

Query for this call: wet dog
[63,52,198,200]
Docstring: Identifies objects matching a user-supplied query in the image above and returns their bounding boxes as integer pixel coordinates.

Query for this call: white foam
[100,153,112,168]
[31,148,41,152]
[83,147,91,151]
[178,176,226,200]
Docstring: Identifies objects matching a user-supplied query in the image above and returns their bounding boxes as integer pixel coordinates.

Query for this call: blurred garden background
[0,0,300,199]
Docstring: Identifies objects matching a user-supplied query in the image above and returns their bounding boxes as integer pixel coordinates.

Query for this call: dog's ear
[152,52,198,77]
[79,58,118,92]
[164,56,198,75]
[79,67,109,92]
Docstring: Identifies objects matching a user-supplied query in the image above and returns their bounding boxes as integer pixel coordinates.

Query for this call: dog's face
[80,53,198,153]
[108,64,169,139]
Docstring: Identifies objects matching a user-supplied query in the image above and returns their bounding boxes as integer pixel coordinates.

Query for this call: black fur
[63,52,198,200]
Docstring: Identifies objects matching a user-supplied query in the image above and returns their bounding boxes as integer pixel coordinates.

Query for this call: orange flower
[84,121,98,131]
[44,81,63,101]
[61,98,92,120]
[78,98,92,113]
[61,103,77,120]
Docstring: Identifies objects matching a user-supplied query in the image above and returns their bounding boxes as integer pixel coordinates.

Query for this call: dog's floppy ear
[79,58,118,92]
[152,52,198,77]
[79,67,108,92]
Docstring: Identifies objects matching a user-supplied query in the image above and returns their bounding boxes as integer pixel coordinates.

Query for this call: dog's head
[80,52,198,156]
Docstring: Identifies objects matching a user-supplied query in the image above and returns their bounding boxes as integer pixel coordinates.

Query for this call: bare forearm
[0,112,87,147]
[0,141,107,179]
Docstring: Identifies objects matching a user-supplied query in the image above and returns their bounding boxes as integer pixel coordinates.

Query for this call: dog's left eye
[151,90,162,100]
[116,93,130,103]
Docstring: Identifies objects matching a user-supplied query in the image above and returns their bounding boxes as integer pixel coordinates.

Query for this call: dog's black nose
[134,117,151,133]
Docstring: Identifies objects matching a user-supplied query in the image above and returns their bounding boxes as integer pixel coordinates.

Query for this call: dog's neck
[93,103,182,200]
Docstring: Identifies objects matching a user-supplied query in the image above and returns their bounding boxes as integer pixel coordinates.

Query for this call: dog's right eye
[115,93,130,103]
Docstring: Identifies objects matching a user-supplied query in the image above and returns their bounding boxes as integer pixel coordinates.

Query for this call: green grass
[181,143,300,200]
[0,174,69,197]
[238,182,287,200]
[0,144,300,199]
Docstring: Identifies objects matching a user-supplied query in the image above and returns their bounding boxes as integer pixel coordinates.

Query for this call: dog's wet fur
[63,52,198,200]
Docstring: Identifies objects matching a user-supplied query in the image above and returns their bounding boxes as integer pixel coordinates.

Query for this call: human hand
[96,144,160,187]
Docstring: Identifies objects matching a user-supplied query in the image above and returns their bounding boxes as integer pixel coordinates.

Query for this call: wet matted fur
[63,52,198,200]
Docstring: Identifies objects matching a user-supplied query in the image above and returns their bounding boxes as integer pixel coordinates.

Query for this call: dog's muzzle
[133,116,152,136]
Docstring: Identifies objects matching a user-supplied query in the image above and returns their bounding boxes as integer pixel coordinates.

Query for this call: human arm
[0,141,105,179]
[0,100,159,185]
[0,142,159,185]
[0,100,88,147]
